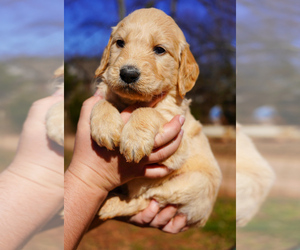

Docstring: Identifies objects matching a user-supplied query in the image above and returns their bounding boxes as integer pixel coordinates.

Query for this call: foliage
[64,0,236,126]
[64,63,93,133]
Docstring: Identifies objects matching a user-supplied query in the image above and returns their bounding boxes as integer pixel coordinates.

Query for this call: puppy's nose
[120,65,140,84]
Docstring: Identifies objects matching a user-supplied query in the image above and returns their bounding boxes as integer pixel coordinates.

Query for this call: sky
[0,0,235,60]
[64,0,217,59]
[0,0,63,60]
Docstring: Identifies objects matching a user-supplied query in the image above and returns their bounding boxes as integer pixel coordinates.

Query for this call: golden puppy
[236,124,275,227]
[46,65,64,146]
[91,8,222,227]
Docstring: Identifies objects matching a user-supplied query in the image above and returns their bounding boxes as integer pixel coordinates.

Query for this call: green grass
[203,197,236,242]
[239,198,300,242]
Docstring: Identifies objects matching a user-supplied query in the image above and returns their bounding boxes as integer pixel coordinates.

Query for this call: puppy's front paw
[91,100,123,150]
[119,108,164,163]
[46,101,64,146]
[120,123,156,163]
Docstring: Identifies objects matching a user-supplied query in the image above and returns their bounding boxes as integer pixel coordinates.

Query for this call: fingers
[120,105,139,124]
[149,205,177,228]
[27,95,63,121]
[23,96,64,133]
[147,129,184,164]
[128,200,189,234]
[128,200,160,224]
[142,165,173,178]
[76,95,103,134]
[161,214,188,233]
[139,115,184,178]
[154,115,185,148]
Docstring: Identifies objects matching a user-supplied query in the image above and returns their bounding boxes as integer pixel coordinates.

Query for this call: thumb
[25,95,63,126]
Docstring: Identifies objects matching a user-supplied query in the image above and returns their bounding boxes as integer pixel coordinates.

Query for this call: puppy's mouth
[110,79,168,105]
[113,82,151,101]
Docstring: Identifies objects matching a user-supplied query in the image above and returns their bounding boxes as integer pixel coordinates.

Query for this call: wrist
[67,159,116,194]
[64,166,109,249]
[5,161,64,195]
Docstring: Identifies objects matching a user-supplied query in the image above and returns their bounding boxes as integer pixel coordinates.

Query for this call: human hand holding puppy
[0,93,64,250]
[65,93,187,249]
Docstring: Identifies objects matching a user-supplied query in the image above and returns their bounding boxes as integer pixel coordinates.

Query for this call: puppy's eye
[154,46,166,55]
[116,40,125,48]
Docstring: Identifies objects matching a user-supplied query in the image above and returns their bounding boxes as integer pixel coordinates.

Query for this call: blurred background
[237,0,300,249]
[64,0,236,132]
[0,0,63,249]
[1,0,299,248]
[0,0,64,168]
[64,0,236,249]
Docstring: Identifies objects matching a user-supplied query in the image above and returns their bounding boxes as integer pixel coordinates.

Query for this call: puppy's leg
[120,108,166,163]
[141,169,221,226]
[91,100,124,150]
[98,195,150,220]
[46,101,64,146]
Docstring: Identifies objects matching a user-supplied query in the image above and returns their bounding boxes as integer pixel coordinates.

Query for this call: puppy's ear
[95,35,113,77]
[178,44,199,98]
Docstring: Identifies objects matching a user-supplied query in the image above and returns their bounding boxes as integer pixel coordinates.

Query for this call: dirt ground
[76,138,236,250]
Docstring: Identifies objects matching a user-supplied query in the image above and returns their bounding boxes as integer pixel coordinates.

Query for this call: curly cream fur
[46,65,64,146]
[91,8,221,227]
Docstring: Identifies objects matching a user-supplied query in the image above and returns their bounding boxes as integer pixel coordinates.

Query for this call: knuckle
[154,133,163,148]
[82,98,92,107]
[141,215,153,224]
[31,99,45,110]
[157,150,167,161]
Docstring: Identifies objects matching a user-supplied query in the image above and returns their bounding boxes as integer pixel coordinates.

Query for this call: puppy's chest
[106,94,177,121]
[105,92,137,112]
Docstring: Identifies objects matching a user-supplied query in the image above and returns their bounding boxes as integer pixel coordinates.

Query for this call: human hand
[88,199,188,234]
[65,93,185,248]
[0,91,64,250]
[76,92,187,233]
[8,91,64,189]
[68,93,184,193]
[128,200,188,233]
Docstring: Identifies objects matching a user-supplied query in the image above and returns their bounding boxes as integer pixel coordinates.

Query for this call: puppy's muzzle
[120,65,140,84]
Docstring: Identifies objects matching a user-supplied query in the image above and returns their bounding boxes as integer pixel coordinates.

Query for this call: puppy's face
[96,8,199,102]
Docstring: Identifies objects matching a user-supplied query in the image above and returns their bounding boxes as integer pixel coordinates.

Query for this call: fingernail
[179,115,185,125]
[180,226,189,232]
[179,129,184,136]
[168,204,178,209]
[150,200,160,211]
[151,199,159,205]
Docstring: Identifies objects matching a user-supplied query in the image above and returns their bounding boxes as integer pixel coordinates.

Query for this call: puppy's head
[96,8,199,102]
